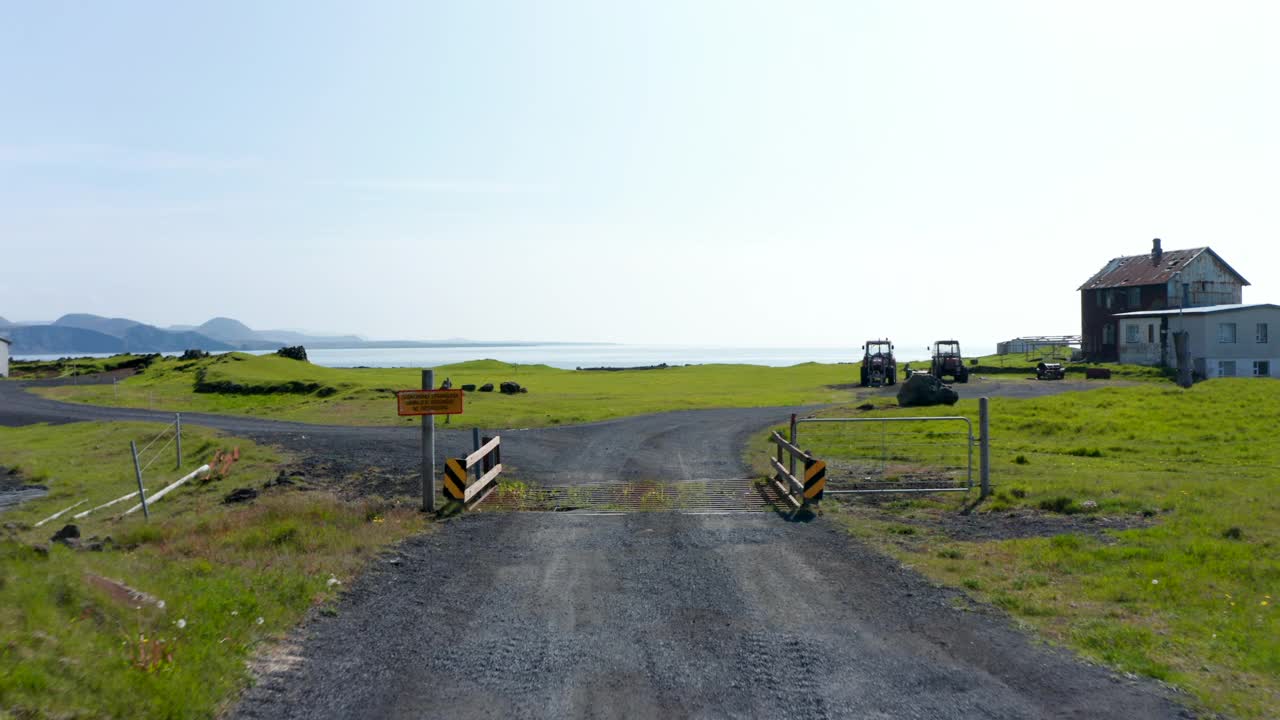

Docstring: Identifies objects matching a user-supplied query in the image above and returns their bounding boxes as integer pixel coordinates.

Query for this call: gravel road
[0,379,802,488]
[234,512,1189,720]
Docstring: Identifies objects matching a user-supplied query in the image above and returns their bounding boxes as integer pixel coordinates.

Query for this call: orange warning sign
[396,389,464,416]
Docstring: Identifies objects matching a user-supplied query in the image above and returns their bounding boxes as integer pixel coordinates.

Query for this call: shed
[0,335,10,378]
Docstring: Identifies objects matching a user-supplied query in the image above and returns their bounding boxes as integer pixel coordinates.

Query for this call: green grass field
[0,422,425,718]
[792,379,1279,718]
[30,353,864,428]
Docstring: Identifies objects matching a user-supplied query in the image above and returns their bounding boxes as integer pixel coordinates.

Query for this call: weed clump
[1222,526,1244,540]
[1065,447,1104,458]
[1014,454,1030,465]
[1038,496,1081,514]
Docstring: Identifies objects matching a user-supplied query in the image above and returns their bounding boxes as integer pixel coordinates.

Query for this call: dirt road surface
[0,378,1191,718]
[234,513,1189,719]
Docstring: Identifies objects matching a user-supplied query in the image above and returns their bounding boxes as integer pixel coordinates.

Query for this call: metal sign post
[422,369,435,512]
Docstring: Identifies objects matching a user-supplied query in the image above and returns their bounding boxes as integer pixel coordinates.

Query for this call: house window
[1218,323,1237,344]
[1126,324,1140,343]
[1095,291,1102,308]
[1218,361,1236,377]
[1254,361,1271,377]
[1102,324,1115,345]
[1258,323,1269,343]
[1148,324,1155,343]
[1126,287,1141,307]
[1105,291,1114,309]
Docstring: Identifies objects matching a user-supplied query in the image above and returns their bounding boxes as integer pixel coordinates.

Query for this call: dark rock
[223,487,259,504]
[478,383,494,392]
[180,348,210,361]
[85,535,114,552]
[856,403,875,411]
[31,544,49,557]
[461,384,477,392]
[276,345,309,362]
[500,381,522,395]
[896,373,959,407]
[264,470,296,488]
[51,524,80,545]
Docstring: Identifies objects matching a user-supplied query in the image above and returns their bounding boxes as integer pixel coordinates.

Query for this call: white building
[1113,303,1279,379]
[0,336,10,377]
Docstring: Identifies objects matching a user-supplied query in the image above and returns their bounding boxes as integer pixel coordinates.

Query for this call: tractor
[930,340,969,383]
[859,339,898,387]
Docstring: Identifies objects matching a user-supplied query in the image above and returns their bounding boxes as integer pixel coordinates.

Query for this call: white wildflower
[157,600,166,610]
[1151,579,1159,585]
[231,610,239,616]
[256,617,264,625]
[176,618,187,629]
[326,576,341,588]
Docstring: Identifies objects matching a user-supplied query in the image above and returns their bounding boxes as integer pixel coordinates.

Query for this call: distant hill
[196,317,258,343]
[0,316,11,328]
[53,313,144,338]
[7,326,126,354]
[195,317,363,346]
[257,329,365,346]
[121,325,234,353]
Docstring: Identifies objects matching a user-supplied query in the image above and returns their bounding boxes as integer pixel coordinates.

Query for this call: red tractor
[860,339,898,387]
[930,340,969,384]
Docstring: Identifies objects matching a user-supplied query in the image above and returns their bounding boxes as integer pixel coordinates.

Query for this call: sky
[2,1,1278,353]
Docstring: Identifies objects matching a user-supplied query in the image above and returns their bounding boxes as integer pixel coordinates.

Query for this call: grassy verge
[0,422,426,718]
[790,379,1277,718]
[31,353,864,428]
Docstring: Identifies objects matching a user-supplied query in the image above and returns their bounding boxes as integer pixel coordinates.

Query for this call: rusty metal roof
[1077,247,1250,291]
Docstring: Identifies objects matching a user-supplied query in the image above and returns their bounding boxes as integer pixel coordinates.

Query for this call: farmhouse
[1078,239,1249,361]
[0,335,10,377]
[1113,303,1278,379]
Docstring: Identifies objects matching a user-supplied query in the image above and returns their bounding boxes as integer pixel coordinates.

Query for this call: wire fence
[794,418,974,492]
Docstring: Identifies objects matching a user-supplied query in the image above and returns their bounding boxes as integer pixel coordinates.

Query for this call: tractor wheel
[860,367,869,387]
[957,370,969,384]
[886,370,896,386]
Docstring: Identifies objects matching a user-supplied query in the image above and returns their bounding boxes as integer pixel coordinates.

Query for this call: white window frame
[1258,323,1269,344]
[1125,324,1140,343]
[1253,361,1271,377]
[1218,360,1236,377]
[1218,323,1237,344]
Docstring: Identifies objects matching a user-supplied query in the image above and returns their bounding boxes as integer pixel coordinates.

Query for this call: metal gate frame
[792,414,979,495]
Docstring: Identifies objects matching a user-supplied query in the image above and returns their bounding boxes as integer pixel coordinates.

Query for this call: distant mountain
[196,317,364,346]
[196,317,258,343]
[7,326,126,354]
[257,329,365,346]
[121,325,234,353]
[53,313,144,338]
[8,313,235,355]
[0,316,11,328]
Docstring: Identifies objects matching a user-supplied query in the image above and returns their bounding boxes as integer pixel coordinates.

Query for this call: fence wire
[793,418,973,492]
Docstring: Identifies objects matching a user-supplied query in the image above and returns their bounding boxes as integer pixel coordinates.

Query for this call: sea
[16,344,903,369]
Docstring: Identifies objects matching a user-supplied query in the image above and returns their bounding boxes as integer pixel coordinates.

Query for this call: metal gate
[792,415,976,494]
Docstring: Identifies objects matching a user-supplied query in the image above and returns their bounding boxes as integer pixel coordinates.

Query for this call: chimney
[1152,237,1163,261]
